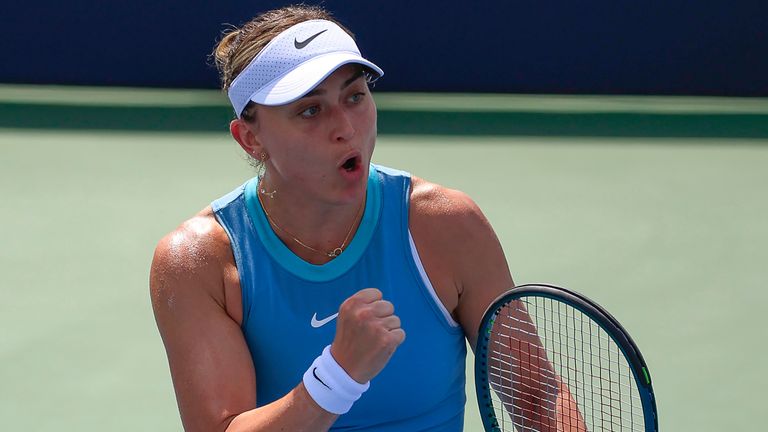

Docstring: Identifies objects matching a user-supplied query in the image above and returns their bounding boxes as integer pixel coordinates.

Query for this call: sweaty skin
[150,65,517,431]
[150,178,511,432]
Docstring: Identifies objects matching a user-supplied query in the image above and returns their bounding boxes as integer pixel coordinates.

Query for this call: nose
[330,106,355,143]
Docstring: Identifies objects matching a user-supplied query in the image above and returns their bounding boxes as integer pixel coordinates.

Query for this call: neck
[257,175,367,265]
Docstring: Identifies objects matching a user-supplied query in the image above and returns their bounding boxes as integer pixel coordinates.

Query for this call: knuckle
[355,307,373,322]
[378,335,393,350]
[366,288,383,300]
[380,300,394,313]
[371,300,393,317]
[339,298,356,314]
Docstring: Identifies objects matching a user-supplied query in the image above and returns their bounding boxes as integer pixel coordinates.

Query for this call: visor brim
[247,52,383,107]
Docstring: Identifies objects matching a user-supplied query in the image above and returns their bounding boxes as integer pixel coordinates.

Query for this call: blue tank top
[212,165,466,431]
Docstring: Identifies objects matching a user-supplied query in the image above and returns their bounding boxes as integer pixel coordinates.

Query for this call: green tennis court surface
[1,92,767,431]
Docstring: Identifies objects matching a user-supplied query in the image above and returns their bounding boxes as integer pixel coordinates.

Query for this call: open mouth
[340,154,361,172]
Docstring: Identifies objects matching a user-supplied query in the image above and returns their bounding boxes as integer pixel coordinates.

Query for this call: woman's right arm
[149,214,338,432]
[150,213,403,431]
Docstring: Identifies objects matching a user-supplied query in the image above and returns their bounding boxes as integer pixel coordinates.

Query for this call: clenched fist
[330,288,406,383]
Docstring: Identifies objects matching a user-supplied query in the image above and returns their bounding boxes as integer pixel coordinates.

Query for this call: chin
[335,166,369,204]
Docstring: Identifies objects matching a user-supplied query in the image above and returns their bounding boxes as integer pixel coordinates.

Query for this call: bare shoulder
[409,176,513,346]
[149,208,255,429]
[408,176,493,301]
[149,206,238,319]
[408,176,502,280]
[409,176,491,243]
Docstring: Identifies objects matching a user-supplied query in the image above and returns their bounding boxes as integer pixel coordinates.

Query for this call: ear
[230,118,263,158]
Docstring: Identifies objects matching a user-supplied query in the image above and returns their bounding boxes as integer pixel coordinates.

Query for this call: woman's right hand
[330,288,406,383]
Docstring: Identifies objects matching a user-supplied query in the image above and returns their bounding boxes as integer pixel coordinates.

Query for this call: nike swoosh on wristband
[312,367,332,389]
[294,29,327,49]
[311,312,339,328]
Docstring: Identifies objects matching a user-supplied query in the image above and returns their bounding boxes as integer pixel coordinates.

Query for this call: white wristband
[302,345,370,415]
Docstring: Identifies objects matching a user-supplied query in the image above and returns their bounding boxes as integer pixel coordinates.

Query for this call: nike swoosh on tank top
[212,165,466,431]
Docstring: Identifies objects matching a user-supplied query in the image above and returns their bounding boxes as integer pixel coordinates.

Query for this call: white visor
[227,19,383,117]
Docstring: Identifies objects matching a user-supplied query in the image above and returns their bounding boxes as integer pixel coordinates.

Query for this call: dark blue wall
[3,1,766,95]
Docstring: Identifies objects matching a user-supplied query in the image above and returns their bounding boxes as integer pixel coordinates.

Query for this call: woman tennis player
[150,5,572,431]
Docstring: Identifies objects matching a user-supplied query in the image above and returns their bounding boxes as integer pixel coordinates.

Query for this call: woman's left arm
[409,178,585,431]
[408,177,513,350]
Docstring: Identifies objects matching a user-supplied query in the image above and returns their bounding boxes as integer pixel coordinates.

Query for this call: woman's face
[251,64,377,205]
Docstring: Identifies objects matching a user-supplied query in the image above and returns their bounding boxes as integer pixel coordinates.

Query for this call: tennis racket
[475,283,657,431]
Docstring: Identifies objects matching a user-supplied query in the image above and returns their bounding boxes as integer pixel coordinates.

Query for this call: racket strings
[487,359,641,397]
[486,361,643,427]
[486,297,645,431]
[496,315,618,353]
[491,325,632,375]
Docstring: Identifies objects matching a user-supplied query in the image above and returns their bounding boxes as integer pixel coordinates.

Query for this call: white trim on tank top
[407,230,461,328]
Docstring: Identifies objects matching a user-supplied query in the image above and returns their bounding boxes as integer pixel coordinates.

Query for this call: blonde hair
[213,6,354,100]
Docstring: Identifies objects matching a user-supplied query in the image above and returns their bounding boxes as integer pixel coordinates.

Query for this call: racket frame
[474,283,658,432]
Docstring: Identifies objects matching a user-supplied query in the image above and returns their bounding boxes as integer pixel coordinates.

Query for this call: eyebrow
[300,69,366,99]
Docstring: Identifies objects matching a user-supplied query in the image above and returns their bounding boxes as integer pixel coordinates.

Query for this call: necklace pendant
[329,247,344,258]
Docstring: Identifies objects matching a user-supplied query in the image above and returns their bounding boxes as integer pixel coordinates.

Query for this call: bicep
[448,197,515,352]
[150,239,256,432]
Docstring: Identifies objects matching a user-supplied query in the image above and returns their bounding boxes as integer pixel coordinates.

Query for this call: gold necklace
[257,185,365,258]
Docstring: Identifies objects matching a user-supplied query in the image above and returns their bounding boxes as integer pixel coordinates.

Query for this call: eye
[299,105,320,118]
[348,92,365,104]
